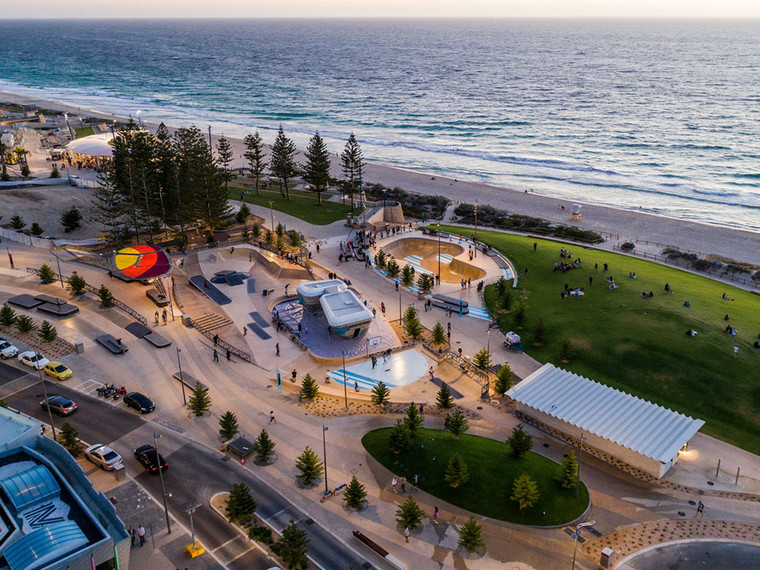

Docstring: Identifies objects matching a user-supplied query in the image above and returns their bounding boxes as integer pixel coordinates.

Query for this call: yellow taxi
[44,361,73,381]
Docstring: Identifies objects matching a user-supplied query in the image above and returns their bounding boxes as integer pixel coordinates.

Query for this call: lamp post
[342,351,348,409]
[176,348,186,406]
[322,425,329,494]
[269,201,275,234]
[51,252,65,289]
[154,433,171,534]
[437,223,441,285]
[571,520,596,570]
[576,433,588,498]
[474,200,478,258]
[181,499,201,554]
[382,189,387,209]
[37,365,57,441]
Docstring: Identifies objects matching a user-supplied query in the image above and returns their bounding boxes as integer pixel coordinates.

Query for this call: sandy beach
[4,89,760,266]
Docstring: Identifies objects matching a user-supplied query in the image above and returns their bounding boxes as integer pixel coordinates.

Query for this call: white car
[84,444,123,471]
[0,338,18,359]
[18,351,50,370]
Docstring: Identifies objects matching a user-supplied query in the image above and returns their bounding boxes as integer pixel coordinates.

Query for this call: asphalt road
[620,541,760,569]
[1,360,380,570]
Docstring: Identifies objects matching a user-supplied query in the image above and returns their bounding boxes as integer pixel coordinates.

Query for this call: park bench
[352,530,406,570]
[173,371,208,392]
[95,334,128,354]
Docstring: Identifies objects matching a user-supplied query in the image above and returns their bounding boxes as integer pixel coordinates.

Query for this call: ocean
[1,19,759,230]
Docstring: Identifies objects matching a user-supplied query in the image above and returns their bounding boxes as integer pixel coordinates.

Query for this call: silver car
[84,444,123,471]
[0,338,18,359]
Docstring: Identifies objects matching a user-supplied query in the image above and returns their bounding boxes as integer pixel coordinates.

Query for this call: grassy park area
[362,427,589,526]
[229,180,354,225]
[440,225,760,455]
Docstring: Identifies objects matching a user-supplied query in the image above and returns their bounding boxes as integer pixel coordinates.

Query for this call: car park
[0,338,18,359]
[18,351,50,370]
[84,444,123,470]
[134,444,167,473]
[123,392,155,414]
[44,361,73,381]
[40,396,77,416]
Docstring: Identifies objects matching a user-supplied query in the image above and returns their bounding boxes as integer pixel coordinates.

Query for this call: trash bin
[113,463,126,482]
[600,547,614,568]
[75,341,85,354]
[181,314,193,327]
[263,289,268,297]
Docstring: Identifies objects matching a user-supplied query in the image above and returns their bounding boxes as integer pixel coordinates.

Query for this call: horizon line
[2,15,760,20]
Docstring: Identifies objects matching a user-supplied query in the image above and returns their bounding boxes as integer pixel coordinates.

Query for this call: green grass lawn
[362,427,589,526]
[439,225,760,455]
[74,126,95,138]
[229,181,355,226]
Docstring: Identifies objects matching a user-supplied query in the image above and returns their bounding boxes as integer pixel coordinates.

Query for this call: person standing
[413,474,418,489]
[400,477,406,493]
[433,507,439,525]
[392,476,398,494]
[154,311,159,326]
[276,343,280,356]
[733,345,739,358]
[226,349,231,361]
[137,524,146,546]
[533,242,537,252]
[213,334,219,346]
[129,525,135,547]
[291,369,297,382]
[404,526,410,543]
[213,349,219,362]
[162,308,167,324]
[243,326,247,336]
[429,367,435,381]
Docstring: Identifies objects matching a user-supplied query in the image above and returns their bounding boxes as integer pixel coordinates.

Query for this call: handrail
[272,315,307,350]
[26,267,148,326]
[189,317,253,364]
[444,351,490,387]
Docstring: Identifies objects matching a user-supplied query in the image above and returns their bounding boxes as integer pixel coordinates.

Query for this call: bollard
[736,466,741,485]
[716,458,721,477]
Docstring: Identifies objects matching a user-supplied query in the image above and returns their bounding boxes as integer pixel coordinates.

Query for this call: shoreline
[4,88,760,266]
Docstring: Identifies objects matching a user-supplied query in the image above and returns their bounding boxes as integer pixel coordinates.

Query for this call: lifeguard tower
[571,204,583,221]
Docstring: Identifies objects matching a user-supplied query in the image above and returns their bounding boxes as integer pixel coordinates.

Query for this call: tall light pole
[437,223,441,285]
[269,201,275,234]
[154,433,171,534]
[571,520,596,570]
[176,348,186,406]
[342,352,348,409]
[576,433,588,498]
[51,252,65,289]
[474,200,478,258]
[322,425,329,494]
[38,365,57,441]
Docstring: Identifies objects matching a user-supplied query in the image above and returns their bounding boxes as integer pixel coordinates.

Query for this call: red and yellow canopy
[113,244,172,280]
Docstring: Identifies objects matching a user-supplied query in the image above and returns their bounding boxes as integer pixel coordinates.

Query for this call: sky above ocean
[0,19,759,230]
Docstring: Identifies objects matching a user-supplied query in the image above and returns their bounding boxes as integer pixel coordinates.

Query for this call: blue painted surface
[467,306,492,321]
[329,350,428,389]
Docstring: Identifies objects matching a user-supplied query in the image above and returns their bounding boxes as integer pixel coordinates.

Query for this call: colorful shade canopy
[113,244,172,280]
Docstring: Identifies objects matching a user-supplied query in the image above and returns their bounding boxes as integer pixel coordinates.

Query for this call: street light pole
[322,425,329,494]
[474,200,478,258]
[52,252,65,289]
[576,433,588,498]
[176,348,186,406]
[38,366,57,441]
[437,223,441,285]
[154,433,171,534]
[342,352,348,409]
[571,520,596,570]
[269,201,275,234]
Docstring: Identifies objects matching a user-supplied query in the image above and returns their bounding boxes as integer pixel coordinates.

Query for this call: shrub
[444,453,470,488]
[39,320,57,343]
[59,422,82,457]
[621,242,635,251]
[388,419,411,454]
[432,322,446,345]
[533,320,546,345]
[219,411,239,441]
[395,496,425,530]
[299,373,320,401]
[226,482,257,524]
[506,424,533,458]
[251,222,261,238]
[236,203,251,224]
[458,516,485,553]
[386,259,400,278]
[30,222,44,237]
[494,364,513,395]
[435,382,454,410]
[97,284,114,307]
[248,526,273,545]
[50,164,60,178]
[343,476,368,510]
[275,222,285,237]
[10,214,25,231]
[288,230,301,247]
[15,315,36,334]
[445,407,469,438]
[559,338,574,362]
[512,304,527,327]
[401,264,415,286]
[66,271,87,294]
[38,264,56,284]
[501,289,513,311]
[472,347,491,371]
[403,402,423,437]
[187,381,211,416]
[371,381,390,407]
[295,446,323,486]
[272,521,309,569]
[374,249,387,269]
[0,304,17,326]
[253,429,276,462]
[511,471,540,510]
[557,451,579,489]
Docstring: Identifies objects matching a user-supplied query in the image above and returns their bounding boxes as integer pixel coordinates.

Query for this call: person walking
[533,242,537,252]
[276,343,280,356]
[400,477,406,493]
[291,369,297,382]
[269,410,276,424]
[433,507,439,525]
[696,501,704,518]
[243,326,247,336]
[162,308,167,324]
[213,334,219,346]
[129,525,135,547]
[733,345,739,358]
[154,311,159,326]
[392,476,398,493]
[137,524,146,546]
[213,349,219,362]
[226,349,231,361]
[381,302,385,315]
[413,473,418,489]
[404,526,410,543]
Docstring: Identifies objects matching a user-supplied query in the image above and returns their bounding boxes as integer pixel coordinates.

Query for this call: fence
[444,351,491,400]
[189,317,253,364]
[0,227,54,250]
[611,245,759,288]
[25,267,148,326]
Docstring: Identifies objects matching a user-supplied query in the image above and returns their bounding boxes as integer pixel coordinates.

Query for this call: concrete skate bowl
[383,237,485,283]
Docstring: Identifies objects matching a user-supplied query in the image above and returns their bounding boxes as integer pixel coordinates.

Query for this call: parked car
[0,338,19,359]
[40,396,77,416]
[44,361,73,381]
[134,444,167,473]
[84,444,123,471]
[124,392,155,414]
[19,351,50,370]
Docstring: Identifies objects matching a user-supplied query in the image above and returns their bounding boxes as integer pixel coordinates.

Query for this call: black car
[40,396,77,416]
[133,445,168,473]
[124,392,155,414]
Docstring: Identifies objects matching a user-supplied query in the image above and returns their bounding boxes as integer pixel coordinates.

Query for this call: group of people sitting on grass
[605,276,618,289]
[554,259,581,272]
[641,290,654,298]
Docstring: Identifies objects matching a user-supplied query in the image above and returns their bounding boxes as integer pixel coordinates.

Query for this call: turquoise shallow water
[1,19,759,230]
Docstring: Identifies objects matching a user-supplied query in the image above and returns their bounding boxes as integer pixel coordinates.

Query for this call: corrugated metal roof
[1,464,60,513]
[506,363,704,463]
[4,521,88,570]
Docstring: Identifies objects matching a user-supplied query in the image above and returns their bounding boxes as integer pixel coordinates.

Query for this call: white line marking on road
[211,536,241,552]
